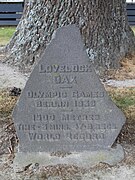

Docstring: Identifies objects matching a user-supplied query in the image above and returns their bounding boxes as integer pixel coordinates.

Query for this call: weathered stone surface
[13,144,124,172]
[13,25,126,152]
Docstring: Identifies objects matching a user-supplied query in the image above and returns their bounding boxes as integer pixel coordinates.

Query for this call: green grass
[0,26,16,46]
[113,95,135,108]
[108,88,135,109]
[131,26,135,35]
[107,87,135,125]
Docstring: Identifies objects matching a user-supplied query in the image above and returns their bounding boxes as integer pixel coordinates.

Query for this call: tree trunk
[5,0,135,74]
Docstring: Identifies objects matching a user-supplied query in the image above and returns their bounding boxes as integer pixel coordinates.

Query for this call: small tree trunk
[5,0,135,73]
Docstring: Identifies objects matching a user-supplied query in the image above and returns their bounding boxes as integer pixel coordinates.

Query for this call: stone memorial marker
[13,25,126,168]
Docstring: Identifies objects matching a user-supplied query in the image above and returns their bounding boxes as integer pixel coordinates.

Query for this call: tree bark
[5,0,135,73]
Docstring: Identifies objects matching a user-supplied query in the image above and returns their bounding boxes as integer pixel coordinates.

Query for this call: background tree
[5,0,135,74]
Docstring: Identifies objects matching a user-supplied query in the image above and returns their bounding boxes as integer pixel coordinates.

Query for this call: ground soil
[0,52,135,180]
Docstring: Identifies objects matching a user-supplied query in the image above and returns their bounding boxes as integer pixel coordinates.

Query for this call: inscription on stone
[13,25,126,152]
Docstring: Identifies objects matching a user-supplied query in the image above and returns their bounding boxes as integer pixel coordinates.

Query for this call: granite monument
[13,25,126,168]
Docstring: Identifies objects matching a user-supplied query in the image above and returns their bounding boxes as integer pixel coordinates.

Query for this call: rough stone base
[13,144,124,172]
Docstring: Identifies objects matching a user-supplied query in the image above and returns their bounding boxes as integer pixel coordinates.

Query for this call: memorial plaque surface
[13,25,126,152]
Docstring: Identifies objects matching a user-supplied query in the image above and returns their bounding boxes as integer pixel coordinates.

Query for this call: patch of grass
[0,89,18,117]
[107,87,135,144]
[109,88,135,109]
[131,26,135,35]
[0,26,16,46]
[107,87,135,121]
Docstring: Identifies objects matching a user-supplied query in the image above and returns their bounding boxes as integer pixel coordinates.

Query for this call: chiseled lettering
[28,133,60,141]
[17,124,36,131]
[74,100,96,107]
[66,132,105,141]
[72,91,104,98]
[39,64,92,73]
[41,123,70,131]
[103,123,117,130]
[36,100,69,108]
[33,114,55,121]
[27,91,67,98]
[61,114,100,121]
[75,123,117,130]
[61,114,70,121]
[76,123,94,130]
[54,75,77,84]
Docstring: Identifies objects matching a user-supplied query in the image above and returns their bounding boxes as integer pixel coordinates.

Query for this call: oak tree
[5,0,135,73]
